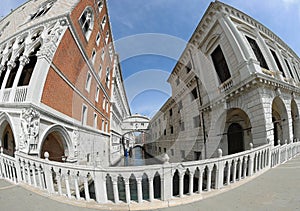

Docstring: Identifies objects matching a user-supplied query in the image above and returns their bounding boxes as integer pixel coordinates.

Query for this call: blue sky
[2,0,300,117]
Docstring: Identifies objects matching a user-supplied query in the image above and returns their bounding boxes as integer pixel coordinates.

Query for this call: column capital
[7,60,16,69]
[0,64,4,73]
[19,55,30,66]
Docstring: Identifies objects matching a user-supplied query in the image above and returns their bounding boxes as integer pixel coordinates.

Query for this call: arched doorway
[227,123,244,154]
[40,131,67,162]
[272,97,289,145]
[1,122,15,157]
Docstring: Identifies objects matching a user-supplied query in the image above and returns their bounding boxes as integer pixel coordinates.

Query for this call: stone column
[9,55,29,102]
[0,61,15,90]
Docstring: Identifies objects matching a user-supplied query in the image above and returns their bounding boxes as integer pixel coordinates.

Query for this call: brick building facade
[0,0,129,166]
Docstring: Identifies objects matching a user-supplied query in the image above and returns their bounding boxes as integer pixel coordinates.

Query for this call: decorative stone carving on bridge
[19,108,40,153]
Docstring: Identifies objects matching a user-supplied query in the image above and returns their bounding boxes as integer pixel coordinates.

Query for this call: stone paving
[1,155,300,211]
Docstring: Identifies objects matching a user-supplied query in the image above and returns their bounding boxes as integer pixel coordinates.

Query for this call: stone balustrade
[218,78,233,92]
[0,141,299,206]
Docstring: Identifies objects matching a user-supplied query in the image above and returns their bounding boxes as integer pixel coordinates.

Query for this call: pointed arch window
[18,44,41,86]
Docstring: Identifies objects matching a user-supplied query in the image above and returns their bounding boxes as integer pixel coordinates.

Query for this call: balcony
[218,78,233,92]
[0,86,28,103]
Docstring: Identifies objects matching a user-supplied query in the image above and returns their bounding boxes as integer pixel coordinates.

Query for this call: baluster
[37,166,43,189]
[56,173,62,196]
[112,178,119,203]
[257,154,260,171]
[32,165,37,187]
[27,163,31,185]
[243,157,248,178]
[189,172,194,195]
[148,177,154,202]
[3,161,8,178]
[83,176,90,201]
[198,170,203,194]
[124,178,130,204]
[179,172,184,197]
[0,159,3,179]
[65,173,71,198]
[238,159,242,180]
[232,161,237,183]
[10,163,15,182]
[74,173,80,199]
[137,178,143,203]
[226,163,230,185]
[21,161,26,182]
[207,167,212,191]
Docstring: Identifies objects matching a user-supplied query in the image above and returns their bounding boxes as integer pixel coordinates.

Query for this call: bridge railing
[0,141,299,205]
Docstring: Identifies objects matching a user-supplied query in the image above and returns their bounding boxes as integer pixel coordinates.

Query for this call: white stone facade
[109,55,133,165]
[146,1,300,162]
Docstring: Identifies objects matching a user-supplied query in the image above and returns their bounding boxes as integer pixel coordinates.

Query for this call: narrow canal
[82,147,162,201]
[114,147,162,167]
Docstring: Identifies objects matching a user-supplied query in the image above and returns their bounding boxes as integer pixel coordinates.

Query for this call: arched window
[79,7,94,41]
[18,44,41,86]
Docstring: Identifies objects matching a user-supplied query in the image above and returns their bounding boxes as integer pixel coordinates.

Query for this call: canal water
[81,147,162,201]
[114,147,162,167]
